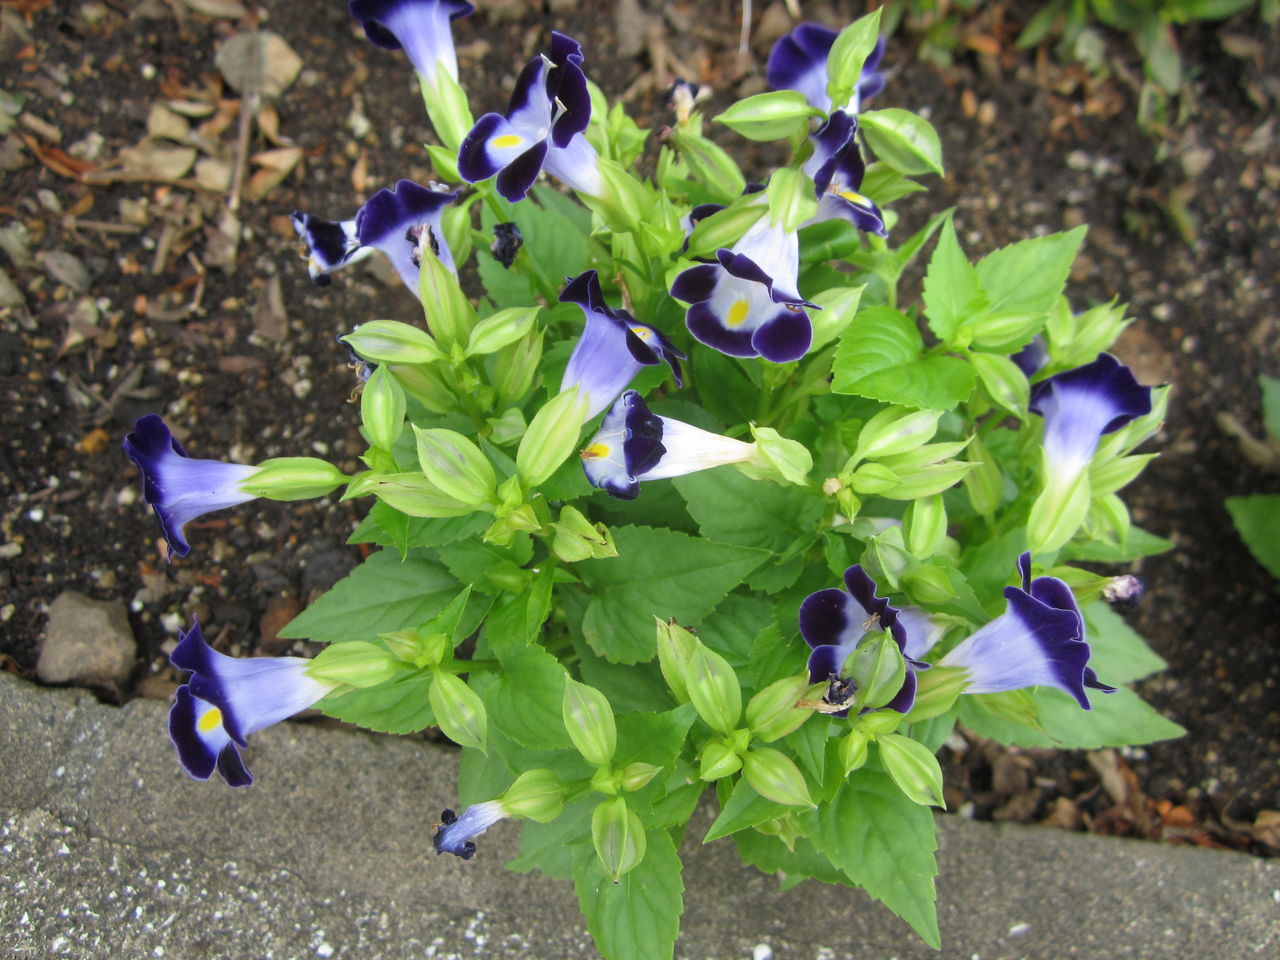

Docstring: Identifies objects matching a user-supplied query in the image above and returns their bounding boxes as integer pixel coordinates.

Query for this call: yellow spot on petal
[727,299,750,328]
[492,134,523,149]
[581,443,611,460]
[630,325,652,341]
[838,190,873,208]
[197,706,223,734]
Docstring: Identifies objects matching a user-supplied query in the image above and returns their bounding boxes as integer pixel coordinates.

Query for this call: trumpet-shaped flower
[349,0,473,89]
[457,32,600,202]
[670,214,815,363]
[124,415,259,559]
[580,390,757,500]
[560,270,685,420]
[939,553,1114,708]
[767,24,886,115]
[803,110,887,236]
[168,620,337,786]
[798,565,928,715]
[1029,353,1152,483]
[433,802,507,859]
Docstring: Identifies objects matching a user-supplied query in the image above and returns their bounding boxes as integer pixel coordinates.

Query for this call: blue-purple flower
[1011,335,1049,378]
[938,553,1114,708]
[168,620,336,786]
[433,802,507,859]
[349,0,473,89]
[767,24,886,115]
[670,214,815,363]
[802,110,887,236]
[457,32,600,202]
[798,565,928,715]
[581,390,757,500]
[293,179,458,296]
[124,415,259,559]
[1029,353,1152,483]
[560,270,685,420]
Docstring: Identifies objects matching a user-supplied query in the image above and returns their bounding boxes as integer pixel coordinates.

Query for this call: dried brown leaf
[147,103,191,143]
[216,31,302,99]
[252,274,288,341]
[183,0,248,18]
[119,141,197,181]
[194,156,233,192]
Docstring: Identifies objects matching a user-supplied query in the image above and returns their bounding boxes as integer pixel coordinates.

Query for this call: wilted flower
[168,620,337,786]
[766,24,886,115]
[457,32,601,201]
[491,221,523,268]
[433,802,507,859]
[580,390,757,499]
[349,0,473,90]
[560,270,684,420]
[670,214,815,363]
[1103,574,1144,612]
[803,110,887,236]
[938,553,1114,708]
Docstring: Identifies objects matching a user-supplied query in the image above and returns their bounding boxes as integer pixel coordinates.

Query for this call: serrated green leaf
[959,685,1185,748]
[922,219,986,343]
[614,705,697,771]
[278,551,458,643]
[316,668,435,734]
[483,640,572,751]
[832,306,975,410]
[974,226,1086,318]
[1225,494,1280,579]
[858,108,944,176]
[574,829,684,960]
[675,469,824,553]
[806,763,941,948]
[1083,602,1167,683]
[575,525,770,663]
[705,778,792,842]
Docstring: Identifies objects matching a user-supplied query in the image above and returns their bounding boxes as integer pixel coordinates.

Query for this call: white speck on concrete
[752,944,774,960]
[1008,922,1031,938]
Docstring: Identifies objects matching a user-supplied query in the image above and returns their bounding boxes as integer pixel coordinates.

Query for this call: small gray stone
[37,591,136,688]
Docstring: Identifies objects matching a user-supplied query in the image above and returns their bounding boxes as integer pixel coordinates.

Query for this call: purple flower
[670,214,815,363]
[1011,335,1049,378]
[349,0,473,89]
[802,110,887,236]
[1029,354,1152,482]
[559,270,685,420]
[168,620,336,786]
[939,553,1114,708]
[433,802,507,859]
[580,390,757,500]
[767,24,886,115]
[123,415,258,559]
[290,213,370,286]
[457,32,600,202]
[798,565,928,715]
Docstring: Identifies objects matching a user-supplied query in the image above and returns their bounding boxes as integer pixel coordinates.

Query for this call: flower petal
[433,801,507,859]
[751,308,812,363]
[349,0,474,83]
[458,112,528,183]
[495,140,549,202]
[766,23,836,112]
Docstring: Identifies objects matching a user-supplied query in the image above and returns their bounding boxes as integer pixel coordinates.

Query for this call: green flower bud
[501,769,565,823]
[387,362,455,414]
[966,312,1043,352]
[655,618,697,703]
[742,747,814,808]
[836,487,862,519]
[867,526,912,590]
[686,643,742,735]
[838,728,870,776]
[740,425,812,486]
[440,202,472,271]
[417,247,478,349]
[714,90,823,141]
[619,762,662,792]
[368,473,474,519]
[414,427,498,509]
[465,306,541,357]
[517,387,589,489]
[745,675,812,743]
[428,671,488,753]
[379,628,451,668]
[357,368,405,454]
[493,329,543,408]
[904,494,948,559]
[877,733,946,808]
[963,433,1003,516]
[591,796,647,882]
[343,320,442,366]
[849,462,900,495]
[902,564,955,606]
[968,350,1030,419]
[852,407,942,463]
[698,739,743,781]
[243,457,346,501]
[880,461,975,501]
[754,814,802,849]
[550,505,617,563]
[562,677,616,768]
[808,285,864,352]
[764,167,817,233]
[854,709,903,737]
[847,631,907,711]
[905,665,967,723]
[305,640,398,688]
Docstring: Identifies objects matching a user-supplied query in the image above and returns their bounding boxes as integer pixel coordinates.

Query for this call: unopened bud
[305,640,398,688]
[745,675,812,743]
[562,677,616,768]
[501,769,565,823]
[1103,574,1144,612]
[592,796,647,882]
[699,738,744,781]
[686,642,742,734]
[656,619,697,703]
[243,458,347,501]
[742,747,814,808]
[847,631,906,711]
[877,733,945,808]
[429,672,488,753]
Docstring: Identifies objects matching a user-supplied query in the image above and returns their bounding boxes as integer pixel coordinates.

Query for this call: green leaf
[575,525,769,663]
[350,502,489,555]
[483,639,572,751]
[1063,525,1174,562]
[922,218,986,343]
[714,89,822,141]
[858,108,944,176]
[701,594,773,669]
[959,685,1186,749]
[1082,602,1167,683]
[573,829,684,960]
[732,831,850,887]
[317,668,435,734]
[832,306,976,410]
[614,705,697,771]
[279,551,458,643]
[704,778,793,842]
[974,226,1086,318]
[1259,374,1280,442]
[675,469,824,554]
[510,797,594,879]
[806,763,941,948]
[1225,494,1280,579]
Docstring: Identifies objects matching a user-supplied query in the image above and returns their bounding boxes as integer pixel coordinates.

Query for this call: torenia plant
[124,5,1183,955]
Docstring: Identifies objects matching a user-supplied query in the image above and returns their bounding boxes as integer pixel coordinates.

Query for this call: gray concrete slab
[2,673,1277,960]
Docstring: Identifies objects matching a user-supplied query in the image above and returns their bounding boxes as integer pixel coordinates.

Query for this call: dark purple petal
[1011,336,1049,378]
[686,300,757,357]
[458,112,508,182]
[670,263,719,304]
[168,685,218,780]
[808,110,856,196]
[216,742,254,787]
[491,221,522,268]
[882,666,917,714]
[559,268,610,315]
[549,30,584,67]
[1016,551,1033,591]
[621,390,666,477]
[752,308,813,364]
[350,0,473,49]
[290,212,357,274]
[355,179,457,249]
[547,33,591,146]
[766,23,836,110]
[799,587,857,651]
[806,643,846,685]
[433,801,506,859]
[495,140,549,202]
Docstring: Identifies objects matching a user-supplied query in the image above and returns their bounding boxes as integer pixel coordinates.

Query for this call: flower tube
[349,0,473,89]
[766,24,886,115]
[670,213,815,363]
[802,110,887,236]
[432,802,507,859]
[798,565,928,715]
[356,178,459,289]
[168,620,337,786]
[580,391,757,500]
[939,553,1114,708]
[559,270,685,420]
[457,32,600,202]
